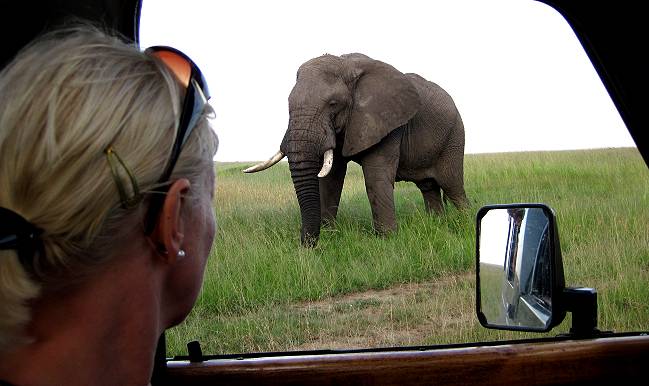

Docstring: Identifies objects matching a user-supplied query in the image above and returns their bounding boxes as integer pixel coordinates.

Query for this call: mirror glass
[478,207,553,330]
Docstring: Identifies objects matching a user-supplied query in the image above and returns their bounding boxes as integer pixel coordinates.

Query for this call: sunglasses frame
[143,46,211,234]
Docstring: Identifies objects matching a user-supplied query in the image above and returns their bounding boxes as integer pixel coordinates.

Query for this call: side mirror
[476,204,601,336]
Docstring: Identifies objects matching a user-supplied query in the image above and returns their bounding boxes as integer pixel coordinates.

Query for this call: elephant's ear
[341,54,421,157]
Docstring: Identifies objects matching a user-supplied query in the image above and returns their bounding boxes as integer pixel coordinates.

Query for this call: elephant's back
[405,73,459,123]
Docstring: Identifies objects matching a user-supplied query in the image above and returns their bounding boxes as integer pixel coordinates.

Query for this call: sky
[479,209,510,266]
[139,0,635,162]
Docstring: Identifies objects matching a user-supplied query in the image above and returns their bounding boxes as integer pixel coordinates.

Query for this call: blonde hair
[0,26,218,351]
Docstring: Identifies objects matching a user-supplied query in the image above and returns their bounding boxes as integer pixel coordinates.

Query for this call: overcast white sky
[479,209,509,266]
[139,0,635,162]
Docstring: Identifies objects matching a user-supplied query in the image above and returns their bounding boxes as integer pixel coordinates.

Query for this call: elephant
[244,53,468,247]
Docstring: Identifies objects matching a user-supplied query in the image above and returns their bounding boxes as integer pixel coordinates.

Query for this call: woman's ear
[340,54,421,157]
[153,178,190,263]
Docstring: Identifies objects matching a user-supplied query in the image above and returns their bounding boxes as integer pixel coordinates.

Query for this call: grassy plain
[166,148,649,355]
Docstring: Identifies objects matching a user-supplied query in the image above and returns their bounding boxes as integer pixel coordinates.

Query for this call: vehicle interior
[2,1,647,385]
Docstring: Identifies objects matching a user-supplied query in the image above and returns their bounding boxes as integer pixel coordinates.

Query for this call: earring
[178,249,186,258]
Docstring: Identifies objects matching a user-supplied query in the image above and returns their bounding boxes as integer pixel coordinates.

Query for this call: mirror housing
[476,203,604,336]
[476,203,567,332]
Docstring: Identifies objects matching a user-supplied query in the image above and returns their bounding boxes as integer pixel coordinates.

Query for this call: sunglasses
[143,46,211,234]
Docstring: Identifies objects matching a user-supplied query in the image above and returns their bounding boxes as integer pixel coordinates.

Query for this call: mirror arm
[151,332,168,385]
[187,340,205,363]
[560,287,602,338]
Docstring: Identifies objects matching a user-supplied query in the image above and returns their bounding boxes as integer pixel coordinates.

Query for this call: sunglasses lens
[149,50,192,88]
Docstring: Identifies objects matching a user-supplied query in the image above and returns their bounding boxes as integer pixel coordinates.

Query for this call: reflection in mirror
[478,207,553,330]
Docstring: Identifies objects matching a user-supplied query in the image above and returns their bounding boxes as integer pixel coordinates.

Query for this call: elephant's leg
[416,178,443,214]
[360,130,402,235]
[436,148,469,210]
[362,164,398,234]
[441,176,469,210]
[320,160,348,227]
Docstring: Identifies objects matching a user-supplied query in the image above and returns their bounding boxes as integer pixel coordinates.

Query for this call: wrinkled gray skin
[278,53,468,247]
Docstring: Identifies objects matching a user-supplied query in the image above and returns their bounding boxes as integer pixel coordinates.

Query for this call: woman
[0,26,218,385]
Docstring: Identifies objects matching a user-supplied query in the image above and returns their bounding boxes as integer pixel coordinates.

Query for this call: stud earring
[178,249,186,258]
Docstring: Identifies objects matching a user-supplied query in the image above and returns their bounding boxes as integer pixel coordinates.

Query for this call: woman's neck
[0,252,164,386]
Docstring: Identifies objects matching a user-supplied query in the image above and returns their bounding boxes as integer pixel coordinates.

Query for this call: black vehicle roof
[2,0,141,68]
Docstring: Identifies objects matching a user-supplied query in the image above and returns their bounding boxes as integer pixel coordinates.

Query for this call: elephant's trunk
[281,109,334,247]
[288,157,321,247]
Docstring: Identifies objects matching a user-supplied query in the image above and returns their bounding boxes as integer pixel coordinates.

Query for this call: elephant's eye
[328,100,338,107]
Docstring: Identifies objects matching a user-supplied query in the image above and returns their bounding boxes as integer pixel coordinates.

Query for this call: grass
[166,148,649,355]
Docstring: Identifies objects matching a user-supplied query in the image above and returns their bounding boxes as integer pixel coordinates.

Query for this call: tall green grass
[166,148,649,355]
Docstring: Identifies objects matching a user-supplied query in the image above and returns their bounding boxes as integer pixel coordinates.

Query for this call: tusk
[243,150,285,173]
[317,149,334,178]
